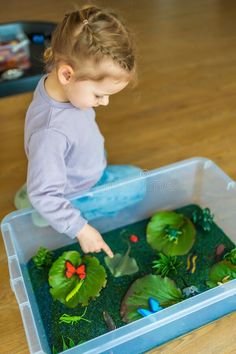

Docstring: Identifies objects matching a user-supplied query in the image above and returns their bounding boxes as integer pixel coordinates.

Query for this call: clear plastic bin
[0,23,30,72]
[2,157,236,354]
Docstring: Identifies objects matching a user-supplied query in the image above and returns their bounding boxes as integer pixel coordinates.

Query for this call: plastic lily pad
[146,211,196,256]
[104,245,139,277]
[49,251,107,308]
[120,274,183,323]
[206,260,236,288]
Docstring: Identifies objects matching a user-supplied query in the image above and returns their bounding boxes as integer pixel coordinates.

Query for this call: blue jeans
[71,165,146,221]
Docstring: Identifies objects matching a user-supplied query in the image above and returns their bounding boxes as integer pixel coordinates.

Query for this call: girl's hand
[77,223,114,258]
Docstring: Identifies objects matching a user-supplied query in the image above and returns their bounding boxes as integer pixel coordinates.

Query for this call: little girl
[15,5,145,257]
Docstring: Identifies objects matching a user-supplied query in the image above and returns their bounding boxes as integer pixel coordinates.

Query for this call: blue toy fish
[137,297,163,317]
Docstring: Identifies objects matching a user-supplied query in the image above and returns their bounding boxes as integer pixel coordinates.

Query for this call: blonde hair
[44,5,136,81]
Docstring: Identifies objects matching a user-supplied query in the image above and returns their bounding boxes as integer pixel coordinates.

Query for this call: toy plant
[52,336,83,354]
[147,211,196,256]
[120,274,184,323]
[32,247,53,269]
[49,251,107,308]
[152,253,182,278]
[207,248,236,288]
[192,207,214,232]
[224,247,236,265]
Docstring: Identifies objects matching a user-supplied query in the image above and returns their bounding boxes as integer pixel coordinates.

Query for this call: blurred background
[1,1,236,353]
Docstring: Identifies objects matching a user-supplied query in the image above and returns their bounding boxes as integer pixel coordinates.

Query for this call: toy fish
[137,297,163,317]
[182,285,200,297]
[186,254,197,273]
[103,311,116,331]
[104,245,139,277]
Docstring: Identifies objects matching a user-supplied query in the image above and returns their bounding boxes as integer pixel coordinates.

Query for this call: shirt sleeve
[27,129,88,238]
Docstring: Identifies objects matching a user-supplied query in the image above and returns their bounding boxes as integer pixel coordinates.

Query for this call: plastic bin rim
[0,156,223,227]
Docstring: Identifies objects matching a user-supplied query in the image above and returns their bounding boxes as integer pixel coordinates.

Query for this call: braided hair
[44,6,136,81]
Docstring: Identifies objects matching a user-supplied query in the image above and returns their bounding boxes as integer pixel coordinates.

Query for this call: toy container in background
[0,23,31,72]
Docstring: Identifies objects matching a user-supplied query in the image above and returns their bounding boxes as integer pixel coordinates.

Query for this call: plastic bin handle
[1,221,16,258]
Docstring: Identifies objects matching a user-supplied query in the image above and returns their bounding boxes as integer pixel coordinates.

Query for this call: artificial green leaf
[104,245,139,277]
[52,346,58,354]
[62,336,68,350]
[32,247,53,269]
[67,337,75,348]
[146,211,196,256]
[206,260,236,288]
[224,247,236,265]
[49,251,107,308]
[120,274,183,323]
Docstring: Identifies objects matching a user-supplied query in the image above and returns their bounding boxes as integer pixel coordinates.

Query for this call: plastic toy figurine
[59,308,91,324]
[103,311,116,331]
[186,254,198,274]
[215,244,226,262]
[164,226,182,243]
[65,261,86,279]
[182,285,200,298]
[192,207,214,232]
[137,297,163,317]
[130,234,139,243]
[104,245,139,277]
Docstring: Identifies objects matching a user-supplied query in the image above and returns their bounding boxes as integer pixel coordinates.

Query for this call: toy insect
[137,297,163,317]
[215,244,226,262]
[59,307,91,325]
[103,311,116,331]
[65,279,84,302]
[186,254,198,273]
[65,261,86,279]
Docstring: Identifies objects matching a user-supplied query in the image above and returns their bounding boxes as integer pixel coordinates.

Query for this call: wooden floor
[1,0,236,353]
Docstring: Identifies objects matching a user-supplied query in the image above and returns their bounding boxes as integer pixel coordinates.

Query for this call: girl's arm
[27,128,113,258]
[27,129,87,237]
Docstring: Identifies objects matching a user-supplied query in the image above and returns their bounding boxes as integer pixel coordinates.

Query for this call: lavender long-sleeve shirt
[25,75,107,238]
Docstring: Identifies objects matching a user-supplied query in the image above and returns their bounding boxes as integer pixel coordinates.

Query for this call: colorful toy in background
[0,24,31,77]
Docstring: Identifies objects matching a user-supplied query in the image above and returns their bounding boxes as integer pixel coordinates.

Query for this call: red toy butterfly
[65,261,86,279]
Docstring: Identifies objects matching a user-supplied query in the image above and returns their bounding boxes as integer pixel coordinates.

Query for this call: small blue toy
[137,297,163,317]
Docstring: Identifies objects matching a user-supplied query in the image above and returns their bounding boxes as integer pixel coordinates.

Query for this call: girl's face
[66,77,129,110]
[59,60,130,110]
